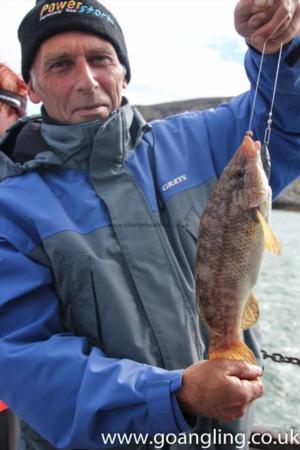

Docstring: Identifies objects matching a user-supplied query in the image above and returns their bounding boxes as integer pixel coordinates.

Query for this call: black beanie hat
[18,0,131,83]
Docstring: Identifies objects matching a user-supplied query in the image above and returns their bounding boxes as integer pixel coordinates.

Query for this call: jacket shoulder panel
[149,111,216,202]
[0,168,112,253]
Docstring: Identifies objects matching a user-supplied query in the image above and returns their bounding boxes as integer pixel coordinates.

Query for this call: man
[0,0,299,449]
[0,62,27,450]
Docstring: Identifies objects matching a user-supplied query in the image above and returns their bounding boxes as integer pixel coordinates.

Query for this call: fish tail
[209,340,256,365]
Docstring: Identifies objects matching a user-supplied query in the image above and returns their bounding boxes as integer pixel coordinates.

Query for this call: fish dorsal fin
[241,292,260,330]
[256,209,281,255]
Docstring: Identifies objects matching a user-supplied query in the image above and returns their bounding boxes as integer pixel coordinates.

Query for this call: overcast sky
[0,0,250,113]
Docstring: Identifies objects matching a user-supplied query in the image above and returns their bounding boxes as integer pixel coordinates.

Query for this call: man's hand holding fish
[176,359,264,422]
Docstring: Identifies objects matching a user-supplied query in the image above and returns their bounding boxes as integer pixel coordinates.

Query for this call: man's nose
[75,58,99,92]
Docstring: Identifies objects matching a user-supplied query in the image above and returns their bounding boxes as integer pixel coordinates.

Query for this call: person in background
[0,1,299,449]
[0,63,27,135]
[0,400,10,450]
[0,63,27,450]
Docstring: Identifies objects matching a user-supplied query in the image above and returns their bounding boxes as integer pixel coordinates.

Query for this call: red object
[0,400,8,412]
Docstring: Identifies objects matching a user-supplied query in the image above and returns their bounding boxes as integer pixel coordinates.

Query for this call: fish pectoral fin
[241,292,260,330]
[209,341,256,365]
[256,209,281,255]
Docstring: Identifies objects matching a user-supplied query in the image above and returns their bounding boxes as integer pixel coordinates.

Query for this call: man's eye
[91,55,114,66]
[51,60,71,70]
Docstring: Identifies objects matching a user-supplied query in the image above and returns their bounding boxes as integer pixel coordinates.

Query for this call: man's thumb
[226,360,263,380]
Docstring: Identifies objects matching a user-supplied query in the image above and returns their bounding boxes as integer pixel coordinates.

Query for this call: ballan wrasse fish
[195,135,280,364]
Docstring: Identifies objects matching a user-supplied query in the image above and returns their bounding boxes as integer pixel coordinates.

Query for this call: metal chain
[261,349,300,366]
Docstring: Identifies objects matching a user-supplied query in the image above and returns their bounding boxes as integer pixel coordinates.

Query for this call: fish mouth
[242,136,260,159]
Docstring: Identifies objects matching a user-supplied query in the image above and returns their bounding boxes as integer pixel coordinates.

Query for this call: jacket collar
[40,98,148,167]
[0,98,149,181]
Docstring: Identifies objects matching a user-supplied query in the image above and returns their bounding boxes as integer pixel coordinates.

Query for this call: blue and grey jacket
[0,41,300,450]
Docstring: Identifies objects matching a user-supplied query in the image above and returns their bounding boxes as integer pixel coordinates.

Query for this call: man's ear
[28,78,42,104]
[122,65,128,89]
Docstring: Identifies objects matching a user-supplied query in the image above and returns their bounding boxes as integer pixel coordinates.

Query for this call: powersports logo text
[39,1,114,24]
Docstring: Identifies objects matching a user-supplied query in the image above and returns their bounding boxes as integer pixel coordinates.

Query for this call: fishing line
[248,41,266,134]
[247,41,283,143]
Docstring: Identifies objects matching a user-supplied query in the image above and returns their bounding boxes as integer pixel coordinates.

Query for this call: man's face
[0,104,18,135]
[28,31,127,124]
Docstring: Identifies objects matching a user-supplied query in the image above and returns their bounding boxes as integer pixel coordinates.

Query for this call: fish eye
[234,169,244,179]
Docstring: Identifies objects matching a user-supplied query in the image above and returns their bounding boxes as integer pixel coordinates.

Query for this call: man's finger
[249,9,275,29]
[236,0,274,23]
[251,2,294,42]
[225,360,263,380]
[241,378,265,402]
[267,2,300,42]
[268,14,293,39]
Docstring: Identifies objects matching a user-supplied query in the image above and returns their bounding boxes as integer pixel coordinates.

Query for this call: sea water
[253,210,300,433]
